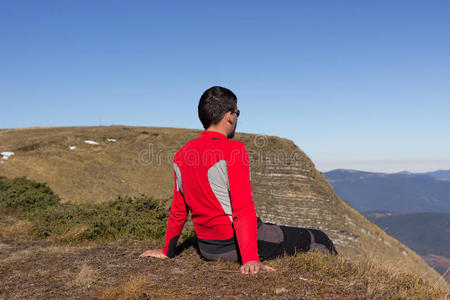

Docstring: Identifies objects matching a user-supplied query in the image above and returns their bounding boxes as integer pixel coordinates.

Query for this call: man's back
[140,86,337,275]
[162,130,259,264]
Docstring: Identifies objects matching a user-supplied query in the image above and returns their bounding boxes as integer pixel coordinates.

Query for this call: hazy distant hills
[324,169,450,213]
[364,211,450,279]
[420,170,450,179]
[364,212,450,258]
[324,168,450,278]
[397,170,450,178]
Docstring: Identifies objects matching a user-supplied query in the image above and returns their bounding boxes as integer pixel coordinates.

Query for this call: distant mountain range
[417,170,450,179]
[396,170,450,179]
[323,169,450,214]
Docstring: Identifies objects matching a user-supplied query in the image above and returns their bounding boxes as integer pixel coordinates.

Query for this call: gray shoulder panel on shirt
[173,162,183,194]
[207,160,233,222]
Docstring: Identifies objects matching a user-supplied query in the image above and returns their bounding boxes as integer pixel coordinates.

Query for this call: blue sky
[1,0,449,172]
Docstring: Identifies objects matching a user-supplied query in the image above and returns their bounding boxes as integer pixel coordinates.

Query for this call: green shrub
[0,176,169,241]
[29,196,169,241]
[0,176,60,212]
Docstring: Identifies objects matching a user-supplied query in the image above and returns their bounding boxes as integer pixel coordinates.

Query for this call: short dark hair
[198,86,237,129]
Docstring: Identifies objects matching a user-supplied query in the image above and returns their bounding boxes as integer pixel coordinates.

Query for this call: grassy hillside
[0,177,447,299]
[423,254,450,282]
[0,125,446,289]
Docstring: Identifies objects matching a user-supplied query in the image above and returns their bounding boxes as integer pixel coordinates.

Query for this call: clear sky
[1,1,449,173]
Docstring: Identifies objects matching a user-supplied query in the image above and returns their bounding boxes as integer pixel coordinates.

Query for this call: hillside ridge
[0,125,445,287]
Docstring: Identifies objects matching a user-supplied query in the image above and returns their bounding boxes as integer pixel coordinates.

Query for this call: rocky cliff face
[0,126,444,285]
[237,133,440,281]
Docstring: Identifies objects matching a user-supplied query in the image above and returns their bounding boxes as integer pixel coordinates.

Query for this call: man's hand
[139,249,168,259]
[240,261,276,275]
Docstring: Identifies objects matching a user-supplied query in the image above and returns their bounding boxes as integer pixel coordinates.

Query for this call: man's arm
[162,168,189,257]
[227,142,260,265]
[140,169,188,258]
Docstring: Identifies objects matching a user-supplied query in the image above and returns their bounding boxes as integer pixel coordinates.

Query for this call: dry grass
[0,218,31,239]
[95,275,154,300]
[92,249,448,300]
[360,247,450,292]
[0,242,92,264]
[1,227,448,300]
[52,224,90,242]
[72,263,98,288]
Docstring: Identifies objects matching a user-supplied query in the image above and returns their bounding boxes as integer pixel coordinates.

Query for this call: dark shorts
[197,218,338,262]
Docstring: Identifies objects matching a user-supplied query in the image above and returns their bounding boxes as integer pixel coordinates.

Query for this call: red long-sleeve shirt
[161,130,259,264]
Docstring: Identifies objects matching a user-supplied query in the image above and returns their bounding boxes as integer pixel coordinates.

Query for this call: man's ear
[225,111,233,124]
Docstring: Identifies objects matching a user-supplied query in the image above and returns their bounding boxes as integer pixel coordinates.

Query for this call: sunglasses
[230,108,240,117]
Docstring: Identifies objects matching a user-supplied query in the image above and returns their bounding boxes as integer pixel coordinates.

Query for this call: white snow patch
[69,146,77,150]
[107,138,117,142]
[84,140,99,145]
[1,152,14,160]
[275,288,288,294]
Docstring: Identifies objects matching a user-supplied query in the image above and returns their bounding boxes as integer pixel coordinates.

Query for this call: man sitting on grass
[140,86,338,274]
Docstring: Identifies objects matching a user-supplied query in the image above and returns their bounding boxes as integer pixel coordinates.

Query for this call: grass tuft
[73,263,98,287]
[95,275,154,300]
